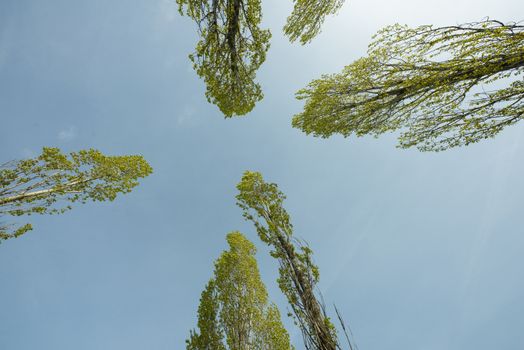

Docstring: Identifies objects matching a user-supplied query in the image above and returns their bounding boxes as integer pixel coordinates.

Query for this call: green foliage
[0,147,152,241]
[284,0,345,44]
[186,280,226,350]
[175,0,347,116]
[186,231,293,350]
[236,171,339,350]
[177,0,271,117]
[293,20,524,151]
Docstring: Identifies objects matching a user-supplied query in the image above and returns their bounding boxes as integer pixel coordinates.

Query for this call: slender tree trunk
[0,178,90,206]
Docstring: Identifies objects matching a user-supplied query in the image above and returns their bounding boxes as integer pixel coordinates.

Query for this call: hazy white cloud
[58,126,77,141]
[176,105,198,126]
[0,18,14,72]
[158,0,178,23]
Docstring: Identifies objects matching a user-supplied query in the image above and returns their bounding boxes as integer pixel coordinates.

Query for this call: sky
[0,0,523,349]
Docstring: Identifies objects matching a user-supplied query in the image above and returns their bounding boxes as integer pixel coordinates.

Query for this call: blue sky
[1,0,523,349]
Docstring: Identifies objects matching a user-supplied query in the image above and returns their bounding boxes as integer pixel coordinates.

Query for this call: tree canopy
[176,0,348,117]
[0,147,152,241]
[186,231,293,350]
[177,0,271,117]
[237,171,350,350]
[293,20,524,151]
[284,0,346,44]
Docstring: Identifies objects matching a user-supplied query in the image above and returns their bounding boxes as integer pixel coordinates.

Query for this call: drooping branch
[293,19,524,151]
[284,0,346,44]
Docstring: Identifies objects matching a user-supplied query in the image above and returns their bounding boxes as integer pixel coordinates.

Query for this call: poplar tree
[0,147,152,241]
[186,231,293,350]
[293,19,524,151]
[237,172,353,350]
[176,0,271,117]
[175,0,348,117]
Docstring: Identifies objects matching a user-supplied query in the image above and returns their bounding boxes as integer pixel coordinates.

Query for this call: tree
[0,147,152,241]
[292,19,524,151]
[186,231,293,350]
[175,0,348,117]
[284,0,346,45]
[237,171,355,350]
[176,0,271,117]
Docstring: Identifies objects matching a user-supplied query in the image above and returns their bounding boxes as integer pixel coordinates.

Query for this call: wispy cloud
[176,105,198,126]
[459,129,523,303]
[160,0,177,22]
[0,17,14,72]
[58,126,77,142]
